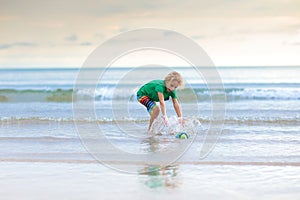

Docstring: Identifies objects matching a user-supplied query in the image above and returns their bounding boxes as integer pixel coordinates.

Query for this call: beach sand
[1,160,300,200]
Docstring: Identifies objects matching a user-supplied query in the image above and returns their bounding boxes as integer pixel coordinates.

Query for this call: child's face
[166,80,179,92]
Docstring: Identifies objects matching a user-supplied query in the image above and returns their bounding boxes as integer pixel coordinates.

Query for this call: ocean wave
[1,116,299,125]
[0,116,148,124]
[0,88,73,102]
[0,86,300,102]
[223,87,300,101]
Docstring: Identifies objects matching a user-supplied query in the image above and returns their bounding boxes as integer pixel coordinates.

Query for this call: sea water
[0,67,299,199]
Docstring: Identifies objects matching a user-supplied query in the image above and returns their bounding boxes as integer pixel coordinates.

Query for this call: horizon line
[1,65,300,70]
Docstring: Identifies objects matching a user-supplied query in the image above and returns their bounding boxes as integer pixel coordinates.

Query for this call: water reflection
[139,165,181,189]
[141,135,176,153]
[138,131,182,189]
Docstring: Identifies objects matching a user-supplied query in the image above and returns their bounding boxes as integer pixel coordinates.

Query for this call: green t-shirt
[137,80,177,102]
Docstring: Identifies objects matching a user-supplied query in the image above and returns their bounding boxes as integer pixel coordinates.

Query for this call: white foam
[228,88,300,100]
[149,116,201,135]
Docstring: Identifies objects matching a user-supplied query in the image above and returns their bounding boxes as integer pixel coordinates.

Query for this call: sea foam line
[1,116,299,125]
[1,157,299,167]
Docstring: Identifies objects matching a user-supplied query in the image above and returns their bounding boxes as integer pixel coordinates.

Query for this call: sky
[0,0,300,68]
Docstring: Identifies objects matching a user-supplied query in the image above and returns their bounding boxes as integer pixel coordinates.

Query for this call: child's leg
[148,106,160,130]
[137,95,160,131]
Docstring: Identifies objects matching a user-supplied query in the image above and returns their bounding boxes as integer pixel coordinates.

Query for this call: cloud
[64,34,78,42]
[1,0,300,21]
[0,42,37,49]
[80,42,93,46]
[0,44,11,49]
[0,0,165,18]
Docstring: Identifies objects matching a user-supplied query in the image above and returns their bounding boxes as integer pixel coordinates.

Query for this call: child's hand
[162,115,169,127]
[178,117,185,127]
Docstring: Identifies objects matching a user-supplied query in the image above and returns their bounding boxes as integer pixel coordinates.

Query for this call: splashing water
[149,116,201,136]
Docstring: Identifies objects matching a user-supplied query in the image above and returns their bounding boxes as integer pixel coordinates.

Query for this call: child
[137,71,184,131]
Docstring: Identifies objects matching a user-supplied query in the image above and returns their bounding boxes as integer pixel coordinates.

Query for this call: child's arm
[172,98,185,126]
[158,92,166,116]
[172,98,182,118]
[158,92,168,126]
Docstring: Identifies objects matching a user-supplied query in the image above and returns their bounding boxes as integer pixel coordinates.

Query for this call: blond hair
[164,71,184,88]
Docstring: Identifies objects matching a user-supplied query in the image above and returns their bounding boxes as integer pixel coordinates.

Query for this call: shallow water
[0,67,300,199]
